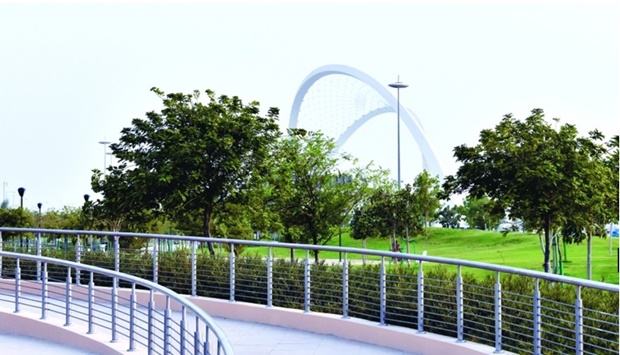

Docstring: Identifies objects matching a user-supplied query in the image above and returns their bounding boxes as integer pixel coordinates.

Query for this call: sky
[0,0,618,211]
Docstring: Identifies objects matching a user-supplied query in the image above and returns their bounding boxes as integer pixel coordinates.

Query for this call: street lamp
[99,140,111,172]
[388,77,409,189]
[17,187,25,208]
[37,202,42,227]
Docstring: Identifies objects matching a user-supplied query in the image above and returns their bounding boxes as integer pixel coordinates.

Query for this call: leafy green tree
[459,195,501,230]
[443,108,614,273]
[435,204,462,229]
[412,170,441,237]
[350,205,379,264]
[270,129,383,262]
[92,87,280,254]
[559,131,617,279]
[0,207,33,242]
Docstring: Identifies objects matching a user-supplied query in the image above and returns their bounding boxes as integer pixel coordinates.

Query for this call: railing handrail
[1,227,616,292]
[0,249,235,355]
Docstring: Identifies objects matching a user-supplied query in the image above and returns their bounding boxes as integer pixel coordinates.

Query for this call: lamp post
[388,77,408,189]
[99,140,111,172]
[17,187,25,208]
[37,202,42,227]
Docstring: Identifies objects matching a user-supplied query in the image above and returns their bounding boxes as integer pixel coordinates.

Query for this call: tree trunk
[543,215,551,273]
[203,208,215,255]
[405,225,410,267]
[587,233,592,280]
[290,248,294,262]
[362,239,367,265]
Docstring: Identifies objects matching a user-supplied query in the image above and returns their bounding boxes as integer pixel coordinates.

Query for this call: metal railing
[0,248,234,355]
[1,227,618,355]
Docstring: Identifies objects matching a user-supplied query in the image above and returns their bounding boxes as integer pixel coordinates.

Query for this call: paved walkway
[0,297,415,355]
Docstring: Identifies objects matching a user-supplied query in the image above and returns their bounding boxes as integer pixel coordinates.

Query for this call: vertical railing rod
[147,289,154,354]
[342,252,349,319]
[128,282,136,351]
[41,262,48,320]
[0,232,3,279]
[153,237,159,284]
[267,246,273,307]
[379,256,386,325]
[75,235,81,285]
[111,276,118,343]
[114,235,120,273]
[494,271,502,353]
[204,324,211,355]
[229,244,235,302]
[575,285,583,355]
[304,249,311,313]
[417,260,425,333]
[180,305,186,355]
[36,232,42,281]
[456,265,464,342]
[88,271,95,334]
[64,266,71,326]
[194,316,200,355]
[14,258,21,313]
[533,278,541,355]
[164,296,171,354]
[191,241,197,297]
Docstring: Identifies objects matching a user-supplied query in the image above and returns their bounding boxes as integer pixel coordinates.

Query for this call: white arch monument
[289,64,444,180]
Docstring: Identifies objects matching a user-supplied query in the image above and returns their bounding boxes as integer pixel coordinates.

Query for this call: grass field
[243,227,619,284]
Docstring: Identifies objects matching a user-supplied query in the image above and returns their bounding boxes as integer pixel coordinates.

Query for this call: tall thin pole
[389,77,408,189]
[99,140,111,172]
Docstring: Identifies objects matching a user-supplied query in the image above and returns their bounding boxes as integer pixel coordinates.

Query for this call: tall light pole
[17,187,25,208]
[99,140,111,172]
[389,77,408,189]
[37,202,42,227]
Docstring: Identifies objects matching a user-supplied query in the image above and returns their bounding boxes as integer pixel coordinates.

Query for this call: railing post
[494,271,502,353]
[194,317,200,355]
[128,282,136,351]
[379,256,386,325]
[153,238,159,284]
[111,276,118,343]
[304,249,311,313]
[14,258,20,313]
[164,296,171,354]
[180,306,187,355]
[36,232,42,281]
[65,267,71,326]
[147,290,154,353]
[456,265,464,342]
[575,285,583,355]
[533,278,541,355]
[0,232,3,279]
[342,252,349,319]
[75,235,81,285]
[88,271,95,334]
[204,323,211,355]
[267,246,273,307]
[417,260,425,333]
[191,240,197,297]
[114,235,120,273]
[229,244,235,302]
[41,262,48,320]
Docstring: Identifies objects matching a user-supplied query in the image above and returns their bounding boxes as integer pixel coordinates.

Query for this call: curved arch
[289,64,444,179]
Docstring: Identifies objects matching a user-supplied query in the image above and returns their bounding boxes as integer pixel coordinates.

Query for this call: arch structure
[289,64,444,180]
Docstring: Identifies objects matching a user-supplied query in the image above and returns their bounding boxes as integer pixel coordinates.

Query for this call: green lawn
[244,228,619,284]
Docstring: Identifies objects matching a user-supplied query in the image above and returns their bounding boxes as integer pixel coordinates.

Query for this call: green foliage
[0,207,34,240]
[269,129,385,261]
[435,204,462,229]
[443,109,617,273]
[91,87,281,252]
[458,196,502,230]
[412,170,441,235]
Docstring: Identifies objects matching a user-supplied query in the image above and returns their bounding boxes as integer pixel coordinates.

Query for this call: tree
[559,131,616,279]
[459,195,501,230]
[443,108,614,273]
[412,170,441,237]
[92,87,281,254]
[270,129,383,262]
[435,204,462,229]
[350,205,380,264]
